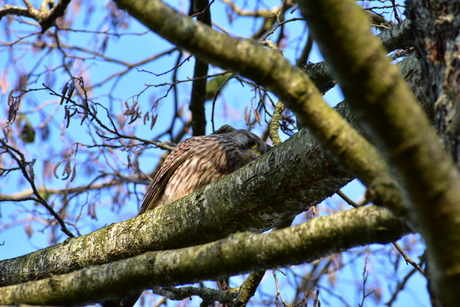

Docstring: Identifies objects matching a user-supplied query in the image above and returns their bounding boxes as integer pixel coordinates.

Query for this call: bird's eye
[247,139,257,148]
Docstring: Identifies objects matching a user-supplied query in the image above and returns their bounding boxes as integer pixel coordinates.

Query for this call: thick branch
[298,1,460,306]
[112,0,409,225]
[0,126,353,287]
[406,0,460,166]
[0,0,424,295]
[300,19,412,94]
[405,0,460,304]
[379,19,412,52]
[0,205,409,305]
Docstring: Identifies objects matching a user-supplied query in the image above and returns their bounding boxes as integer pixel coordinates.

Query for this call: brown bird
[104,129,267,307]
[139,129,267,214]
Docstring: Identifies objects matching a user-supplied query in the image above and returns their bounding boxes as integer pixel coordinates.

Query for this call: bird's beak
[250,149,262,160]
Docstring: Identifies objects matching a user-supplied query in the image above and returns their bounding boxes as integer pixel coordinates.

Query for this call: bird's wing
[138,141,197,214]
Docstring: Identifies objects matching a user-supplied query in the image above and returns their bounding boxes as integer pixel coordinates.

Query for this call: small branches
[391,241,425,276]
[273,270,321,307]
[0,0,71,33]
[385,260,424,306]
[43,77,175,151]
[0,139,75,238]
[358,252,375,307]
[152,286,237,304]
[337,190,425,277]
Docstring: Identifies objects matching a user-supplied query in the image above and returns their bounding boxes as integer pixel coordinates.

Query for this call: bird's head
[219,129,267,167]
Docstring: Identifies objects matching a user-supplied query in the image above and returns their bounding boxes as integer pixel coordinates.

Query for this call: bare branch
[0,139,75,238]
[0,0,71,33]
[0,205,409,305]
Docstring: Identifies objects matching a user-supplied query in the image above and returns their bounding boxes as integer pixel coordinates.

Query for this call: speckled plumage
[139,129,266,214]
[103,131,266,307]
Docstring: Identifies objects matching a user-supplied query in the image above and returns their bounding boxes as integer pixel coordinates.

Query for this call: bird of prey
[139,129,267,213]
[104,129,267,307]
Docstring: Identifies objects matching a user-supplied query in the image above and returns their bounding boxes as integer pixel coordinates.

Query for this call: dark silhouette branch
[0,0,71,33]
[0,139,75,238]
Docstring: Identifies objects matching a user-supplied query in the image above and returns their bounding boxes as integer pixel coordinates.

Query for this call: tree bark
[299,1,460,306]
[406,0,460,166]
[0,0,444,305]
[113,0,409,222]
[405,0,460,304]
[189,0,211,135]
[0,205,408,305]
[0,122,353,287]
[2,0,430,291]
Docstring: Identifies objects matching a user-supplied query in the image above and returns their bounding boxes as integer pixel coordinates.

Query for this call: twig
[392,241,425,276]
[337,191,425,276]
[358,251,375,307]
[0,139,75,238]
[385,266,418,306]
[152,285,237,303]
[336,190,360,208]
[269,101,284,146]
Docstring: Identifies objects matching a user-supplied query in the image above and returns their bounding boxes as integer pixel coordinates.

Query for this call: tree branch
[234,271,265,307]
[298,0,460,306]
[112,0,409,226]
[2,0,424,287]
[379,19,412,52]
[0,0,71,33]
[0,5,31,20]
[0,124,353,287]
[152,286,237,303]
[189,0,212,135]
[0,205,409,305]
[0,139,75,238]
